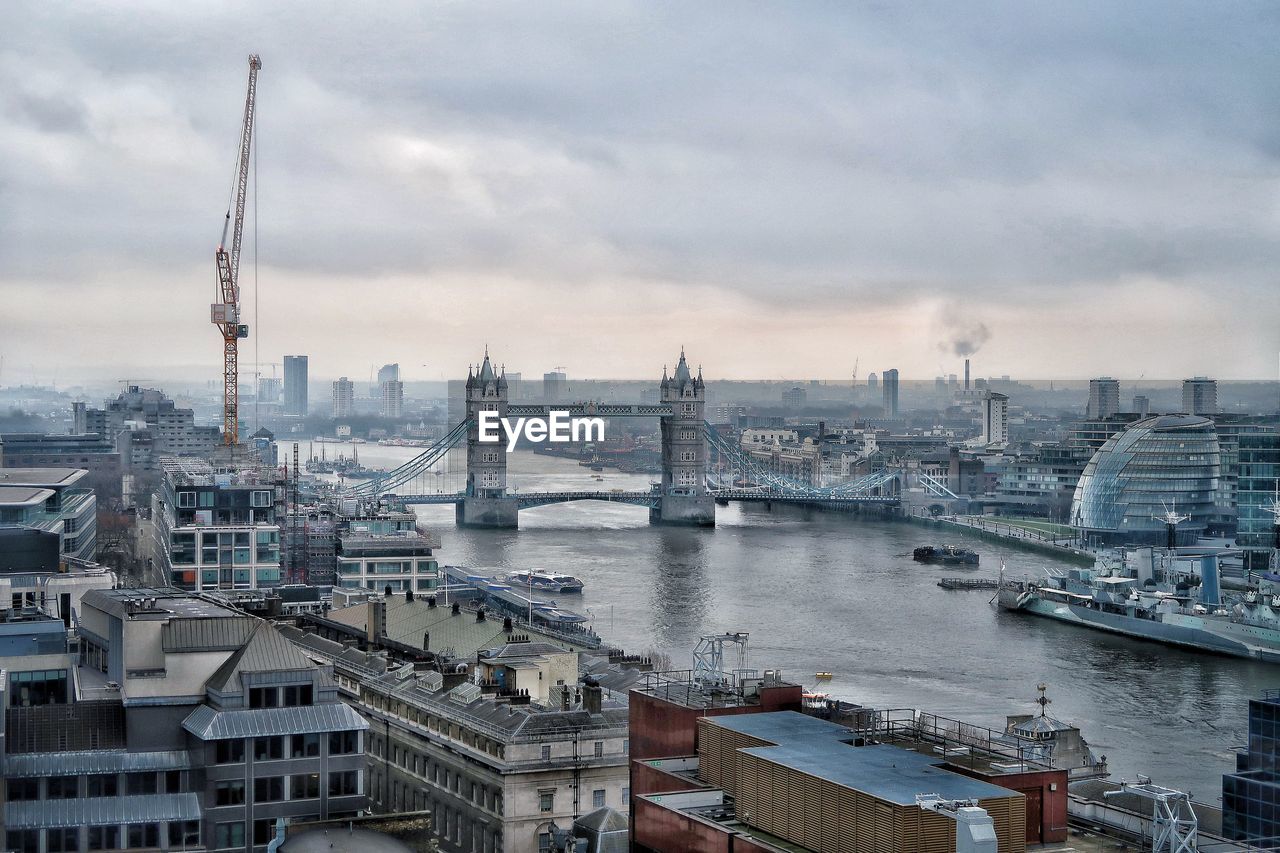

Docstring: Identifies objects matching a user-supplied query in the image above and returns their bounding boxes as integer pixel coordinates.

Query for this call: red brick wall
[947,766,1069,843]
[628,685,803,760]
[631,760,709,798]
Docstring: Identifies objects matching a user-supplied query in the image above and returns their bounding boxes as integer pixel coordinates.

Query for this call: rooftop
[83,587,245,621]
[709,712,1018,806]
[0,468,85,488]
[0,485,56,507]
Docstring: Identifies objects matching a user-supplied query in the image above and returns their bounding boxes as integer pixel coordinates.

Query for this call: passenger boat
[504,569,585,594]
[913,545,979,565]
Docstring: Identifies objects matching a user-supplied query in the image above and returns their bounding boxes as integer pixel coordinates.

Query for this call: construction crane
[211,54,261,446]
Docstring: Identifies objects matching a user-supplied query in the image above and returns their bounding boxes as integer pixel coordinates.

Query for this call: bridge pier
[456,497,519,529]
[649,494,716,526]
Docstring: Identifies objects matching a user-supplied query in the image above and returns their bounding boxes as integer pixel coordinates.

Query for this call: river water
[300,441,1273,802]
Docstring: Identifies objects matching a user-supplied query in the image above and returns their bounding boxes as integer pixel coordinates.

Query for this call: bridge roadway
[392,489,899,509]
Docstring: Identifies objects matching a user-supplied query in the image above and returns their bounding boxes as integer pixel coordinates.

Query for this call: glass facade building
[1070,414,1220,546]
[1237,433,1280,568]
[1224,690,1280,844]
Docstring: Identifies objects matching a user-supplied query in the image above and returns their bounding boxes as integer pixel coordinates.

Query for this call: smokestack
[964,358,970,391]
[582,677,603,715]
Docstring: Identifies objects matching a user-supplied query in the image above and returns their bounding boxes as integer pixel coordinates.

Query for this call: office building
[543,371,567,403]
[0,468,97,561]
[1183,376,1219,415]
[332,377,355,419]
[75,386,220,466]
[781,386,806,409]
[630,663,1066,851]
[334,529,439,593]
[1132,395,1150,416]
[257,376,282,404]
[283,355,309,417]
[1236,433,1280,567]
[866,372,879,393]
[1224,690,1280,843]
[377,363,400,385]
[145,458,282,592]
[881,369,899,417]
[1070,414,1220,545]
[380,380,404,419]
[1086,378,1120,419]
[0,587,368,853]
[0,432,123,502]
[980,391,1009,447]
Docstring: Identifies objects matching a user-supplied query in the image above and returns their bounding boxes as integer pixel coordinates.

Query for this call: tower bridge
[344,350,942,528]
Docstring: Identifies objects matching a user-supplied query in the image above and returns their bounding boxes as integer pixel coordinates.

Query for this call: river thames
[306,440,1271,803]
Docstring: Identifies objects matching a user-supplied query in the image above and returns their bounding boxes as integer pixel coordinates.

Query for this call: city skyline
[3,2,1280,384]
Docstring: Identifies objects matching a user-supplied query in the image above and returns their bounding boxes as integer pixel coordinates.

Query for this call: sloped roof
[183,702,368,740]
[206,620,330,693]
[575,806,629,833]
[5,793,200,830]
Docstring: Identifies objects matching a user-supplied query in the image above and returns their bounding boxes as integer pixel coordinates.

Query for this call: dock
[938,577,1000,590]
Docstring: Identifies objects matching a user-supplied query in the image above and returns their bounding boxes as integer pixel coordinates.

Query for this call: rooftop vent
[449,683,482,705]
[416,671,443,693]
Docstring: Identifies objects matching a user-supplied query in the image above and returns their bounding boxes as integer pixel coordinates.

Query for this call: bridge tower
[458,352,519,528]
[652,350,715,526]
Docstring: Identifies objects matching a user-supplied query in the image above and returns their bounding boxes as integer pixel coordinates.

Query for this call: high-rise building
[1086,377,1120,419]
[257,376,281,403]
[332,377,354,418]
[1183,376,1219,415]
[981,391,1009,447]
[376,363,400,384]
[781,386,806,408]
[867,372,879,393]
[881,369,899,417]
[283,355,309,416]
[1132,395,1150,416]
[543,370,567,402]
[1235,433,1280,568]
[1225,690,1280,843]
[379,379,404,419]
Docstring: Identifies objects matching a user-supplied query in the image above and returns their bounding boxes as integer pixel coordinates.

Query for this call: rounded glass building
[1070,414,1220,545]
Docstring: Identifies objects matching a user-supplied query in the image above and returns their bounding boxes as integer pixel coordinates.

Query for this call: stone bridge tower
[652,350,715,526]
[459,351,518,528]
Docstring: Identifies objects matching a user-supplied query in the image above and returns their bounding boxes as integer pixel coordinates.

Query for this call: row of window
[6,821,198,852]
[7,771,183,801]
[177,489,273,508]
[214,730,361,764]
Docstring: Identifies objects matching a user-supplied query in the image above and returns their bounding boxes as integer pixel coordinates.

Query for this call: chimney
[964,358,970,391]
[503,616,514,633]
[582,677,603,715]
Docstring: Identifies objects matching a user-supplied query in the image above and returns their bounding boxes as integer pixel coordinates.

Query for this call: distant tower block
[652,350,715,526]
[459,352,518,528]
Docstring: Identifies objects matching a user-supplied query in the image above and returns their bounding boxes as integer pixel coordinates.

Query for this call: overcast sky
[2,1,1278,385]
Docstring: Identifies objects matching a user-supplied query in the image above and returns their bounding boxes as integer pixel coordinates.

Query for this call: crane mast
[212,54,261,446]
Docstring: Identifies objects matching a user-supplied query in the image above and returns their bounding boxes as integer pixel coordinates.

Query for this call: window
[47,828,79,853]
[291,733,321,758]
[539,790,555,812]
[593,741,604,758]
[86,774,119,797]
[8,831,39,852]
[329,770,359,797]
[593,788,605,808]
[329,730,359,755]
[254,776,284,802]
[682,403,696,414]
[284,684,314,707]
[681,429,698,440]
[169,821,200,848]
[249,686,279,708]
[541,744,551,761]
[177,490,197,508]
[623,738,629,754]
[622,786,629,802]
[290,773,320,799]
[680,451,696,462]
[126,772,158,795]
[215,780,245,806]
[165,770,182,793]
[48,775,77,798]
[214,822,245,849]
[6,778,37,801]
[255,736,285,761]
[252,490,273,507]
[253,819,276,846]
[127,825,160,849]
[215,739,244,764]
[87,827,118,851]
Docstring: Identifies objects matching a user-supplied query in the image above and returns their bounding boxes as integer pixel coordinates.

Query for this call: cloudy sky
[2,1,1278,385]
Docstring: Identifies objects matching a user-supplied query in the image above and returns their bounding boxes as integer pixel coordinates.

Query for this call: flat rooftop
[710,712,1018,805]
[85,587,244,620]
[0,468,85,488]
[0,486,56,507]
